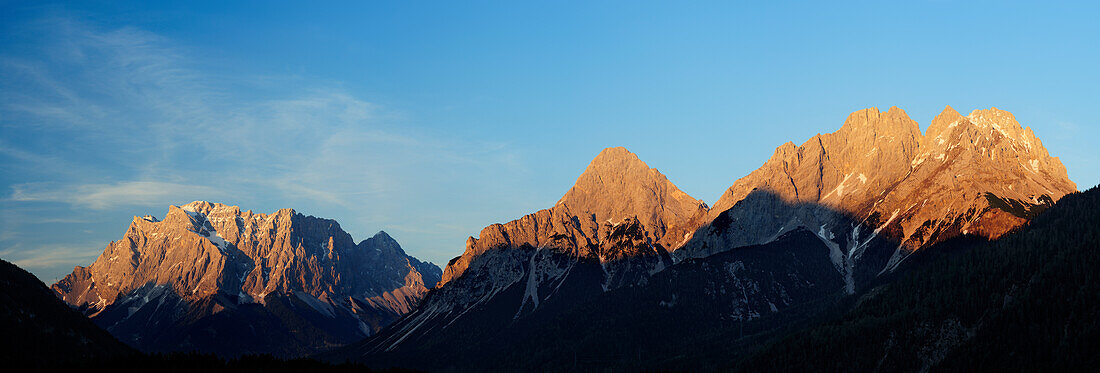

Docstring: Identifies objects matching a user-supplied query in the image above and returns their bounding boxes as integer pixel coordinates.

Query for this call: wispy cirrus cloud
[0,241,104,281]
[9,181,225,210]
[0,14,531,281]
[1,15,519,208]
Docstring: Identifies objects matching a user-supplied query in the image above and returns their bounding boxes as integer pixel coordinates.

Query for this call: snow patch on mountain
[519,250,541,312]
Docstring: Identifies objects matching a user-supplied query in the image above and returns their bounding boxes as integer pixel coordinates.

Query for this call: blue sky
[2,1,1097,282]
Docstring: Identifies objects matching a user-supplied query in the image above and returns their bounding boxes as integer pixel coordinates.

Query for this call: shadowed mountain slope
[0,259,133,366]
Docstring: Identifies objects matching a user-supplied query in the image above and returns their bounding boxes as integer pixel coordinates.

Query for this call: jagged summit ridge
[708,106,921,219]
[919,106,1071,186]
[51,201,442,357]
[677,106,1077,276]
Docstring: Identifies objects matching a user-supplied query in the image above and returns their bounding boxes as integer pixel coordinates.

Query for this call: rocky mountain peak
[588,146,643,166]
[964,108,1040,149]
[924,105,965,142]
[925,107,1041,151]
[914,107,1073,189]
[439,147,705,288]
[838,106,919,137]
[867,106,1076,269]
[179,200,219,213]
[837,106,922,149]
[558,147,663,207]
[360,230,404,256]
[557,147,706,238]
[370,230,395,242]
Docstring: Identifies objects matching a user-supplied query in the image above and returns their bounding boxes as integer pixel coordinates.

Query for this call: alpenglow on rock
[440,146,708,287]
[676,106,1077,292]
[51,201,441,358]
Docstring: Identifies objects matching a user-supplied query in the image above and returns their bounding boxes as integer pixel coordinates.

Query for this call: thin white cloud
[0,242,102,273]
[9,181,225,210]
[1,14,534,276]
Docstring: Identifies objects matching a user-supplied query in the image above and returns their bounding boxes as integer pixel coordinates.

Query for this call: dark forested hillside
[0,259,134,366]
[737,185,1100,372]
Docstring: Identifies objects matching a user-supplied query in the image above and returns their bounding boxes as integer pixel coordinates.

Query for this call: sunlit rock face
[440,146,707,288]
[677,107,923,260]
[52,201,441,357]
[711,106,923,218]
[675,106,1076,291]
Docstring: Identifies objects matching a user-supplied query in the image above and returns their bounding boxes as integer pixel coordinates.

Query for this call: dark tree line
[736,186,1100,372]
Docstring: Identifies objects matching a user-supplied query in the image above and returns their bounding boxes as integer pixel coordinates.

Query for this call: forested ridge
[737,186,1100,372]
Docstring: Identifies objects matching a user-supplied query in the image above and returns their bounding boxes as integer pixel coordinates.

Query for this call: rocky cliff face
[709,106,922,218]
[876,106,1075,264]
[51,201,441,357]
[676,107,923,266]
[676,106,1077,292]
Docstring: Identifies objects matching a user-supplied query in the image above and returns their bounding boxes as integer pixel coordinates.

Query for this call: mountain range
[11,105,1086,370]
[51,201,441,357]
[325,106,1077,370]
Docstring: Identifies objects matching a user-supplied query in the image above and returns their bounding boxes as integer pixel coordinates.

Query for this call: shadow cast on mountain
[324,189,975,371]
[678,188,920,292]
[481,187,1039,372]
